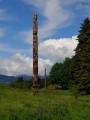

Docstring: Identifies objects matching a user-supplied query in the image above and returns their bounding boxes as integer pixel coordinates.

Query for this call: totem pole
[44,68,47,89]
[33,13,38,95]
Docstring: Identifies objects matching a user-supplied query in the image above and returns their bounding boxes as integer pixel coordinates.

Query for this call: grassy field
[0,83,90,120]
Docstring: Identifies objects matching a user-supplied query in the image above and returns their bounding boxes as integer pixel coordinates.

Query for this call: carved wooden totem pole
[33,13,38,95]
[44,68,47,89]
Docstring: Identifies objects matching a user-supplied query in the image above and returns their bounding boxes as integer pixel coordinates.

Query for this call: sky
[0,0,90,76]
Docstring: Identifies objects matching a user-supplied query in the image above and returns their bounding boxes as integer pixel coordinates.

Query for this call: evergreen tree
[73,18,90,95]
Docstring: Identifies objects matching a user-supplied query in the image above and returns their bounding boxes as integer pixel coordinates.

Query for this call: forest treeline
[10,18,90,95]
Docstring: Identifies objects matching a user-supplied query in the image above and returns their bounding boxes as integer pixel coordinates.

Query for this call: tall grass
[0,83,90,120]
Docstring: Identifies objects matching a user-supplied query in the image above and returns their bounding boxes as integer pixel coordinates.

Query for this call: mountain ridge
[0,74,44,84]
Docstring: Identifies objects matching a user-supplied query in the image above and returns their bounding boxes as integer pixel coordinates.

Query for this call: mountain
[18,75,44,80]
[0,74,44,84]
[0,74,17,84]
[18,75,32,80]
[39,75,44,79]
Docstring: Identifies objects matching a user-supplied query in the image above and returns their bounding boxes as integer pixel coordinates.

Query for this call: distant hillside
[0,74,17,84]
[0,75,32,84]
[0,74,44,84]
[18,75,32,80]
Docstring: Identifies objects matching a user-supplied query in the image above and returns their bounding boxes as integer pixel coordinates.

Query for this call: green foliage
[61,58,74,88]
[73,18,90,95]
[49,62,62,84]
[16,77,24,82]
[10,77,32,89]
[10,76,50,90]
[38,79,44,89]
[38,77,44,89]
[38,76,53,89]
[49,57,74,89]
[0,83,90,120]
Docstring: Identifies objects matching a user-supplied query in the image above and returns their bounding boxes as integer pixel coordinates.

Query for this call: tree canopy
[49,58,73,89]
[73,18,90,95]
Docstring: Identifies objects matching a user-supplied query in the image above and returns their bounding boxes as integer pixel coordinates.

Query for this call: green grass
[0,83,90,120]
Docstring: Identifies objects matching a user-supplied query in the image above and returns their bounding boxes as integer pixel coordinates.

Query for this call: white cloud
[0,9,9,21]
[0,42,28,53]
[20,0,73,44]
[0,53,53,76]
[39,36,78,63]
[60,0,90,5]
[0,43,9,51]
[0,35,78,76]
[38,58,53,76]
[76,3,90,17]
[20,30,32,44]
[0,53,32,76]
[21,0,90,44]
[0,28,5,37]
[0,8,17,21]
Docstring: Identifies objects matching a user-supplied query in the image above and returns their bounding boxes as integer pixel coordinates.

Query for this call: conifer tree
[73,18,90,95]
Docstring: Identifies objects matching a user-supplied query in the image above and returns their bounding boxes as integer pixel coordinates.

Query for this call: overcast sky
[0,0,90,76]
